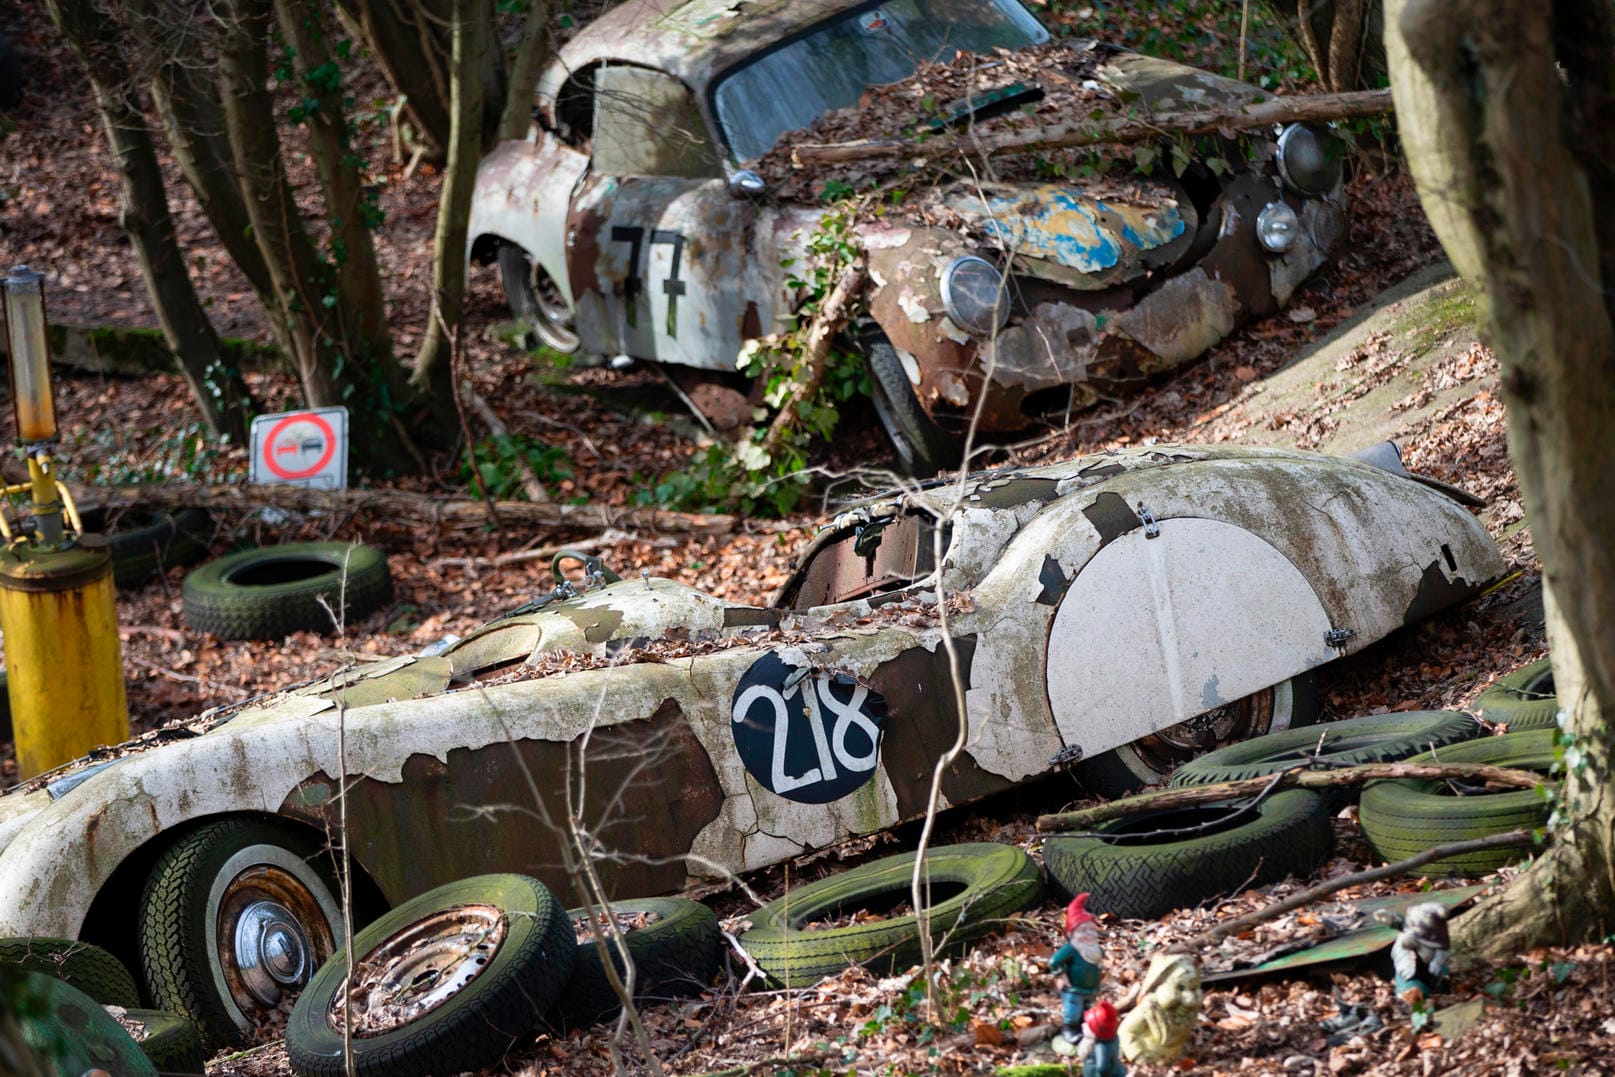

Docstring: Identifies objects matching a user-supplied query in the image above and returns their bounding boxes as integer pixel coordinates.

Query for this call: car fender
[467,136,589,304]
[960,448,1503,773]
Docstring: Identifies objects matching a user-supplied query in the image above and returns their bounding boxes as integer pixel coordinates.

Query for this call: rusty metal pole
[0,265,128,778]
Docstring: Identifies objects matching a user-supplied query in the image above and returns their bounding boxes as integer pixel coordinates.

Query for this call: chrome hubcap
[234,899,313,1005]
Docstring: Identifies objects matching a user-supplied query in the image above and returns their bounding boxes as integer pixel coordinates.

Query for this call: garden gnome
[1077,998,1126,1077]
[1391,901,1451,1003]
[1118,951,1202,1064]
[1049,893,1103,1054]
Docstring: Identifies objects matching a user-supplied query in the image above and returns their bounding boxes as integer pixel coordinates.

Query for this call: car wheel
[1169,709,1480,794]
[286,874,574,1077]
[0,936,142,1007]
[738,843,1042,988]
[1473,657,1560,730]
[1359,728,1556,875]
[1041,788,1332,920]
[865,337,957,478]
[498,243,581,354]
[2,970,157,1076]
[1079,673,1320,797]
[549,896,722,1031]
[119,1009,208,1076]
[80,504,214,590]
[182,542,393,640]
[138,818,345,1048]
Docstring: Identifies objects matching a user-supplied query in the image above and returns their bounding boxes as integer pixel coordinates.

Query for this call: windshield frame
[706,0,1049,164]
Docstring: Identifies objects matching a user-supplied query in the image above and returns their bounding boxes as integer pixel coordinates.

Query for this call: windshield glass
[713,0,1048,162]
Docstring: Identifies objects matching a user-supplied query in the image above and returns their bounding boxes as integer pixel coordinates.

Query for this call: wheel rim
[1129,683,1282,777]
[215,865,337,1014]
[328,904,508,1038]
[506,249,581,354]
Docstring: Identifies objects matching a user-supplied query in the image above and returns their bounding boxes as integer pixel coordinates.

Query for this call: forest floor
[1,1,1608,1075]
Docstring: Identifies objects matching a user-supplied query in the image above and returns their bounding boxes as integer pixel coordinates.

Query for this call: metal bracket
[1138,504,1160,539]
[1325,626,1356,648]
[1050,744,1085,766]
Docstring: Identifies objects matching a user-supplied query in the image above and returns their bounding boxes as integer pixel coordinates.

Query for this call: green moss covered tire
[183,542,392,640]
[1359,729,1556,875]
[1169,710,1480,794]
[1042,789,1332,920]
[287,874,575,1077]
[81,504,213,589]
[121,1008,208,1075]
[2,969,157,1076]
[1473,658,1560,731]
[550,897,721,1031]
[739,843,1043,988]
[138,818,345,1049]
[0,936,141,1008]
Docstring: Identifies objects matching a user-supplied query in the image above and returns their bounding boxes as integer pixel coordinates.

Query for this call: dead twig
[758,256,868,461]
[1036,760,1548,832]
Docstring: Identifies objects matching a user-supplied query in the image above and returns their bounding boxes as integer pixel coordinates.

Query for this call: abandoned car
[469,0,1348,473]
[0,443,1499,1042]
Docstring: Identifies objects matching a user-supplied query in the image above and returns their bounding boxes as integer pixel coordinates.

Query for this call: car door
[566,63,759,369]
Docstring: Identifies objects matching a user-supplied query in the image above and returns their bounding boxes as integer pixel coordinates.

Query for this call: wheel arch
[80,810,390,997]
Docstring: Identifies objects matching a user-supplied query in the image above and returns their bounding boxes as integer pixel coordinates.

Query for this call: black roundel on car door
[731,653,888,804]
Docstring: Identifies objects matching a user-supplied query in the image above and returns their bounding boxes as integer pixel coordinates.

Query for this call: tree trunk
[1262,0,1388,91]
[1388,0,1615,962]
[410,0,484,409]
[496,0,555,142]
[334,0,451,159]
[44,0,255,444]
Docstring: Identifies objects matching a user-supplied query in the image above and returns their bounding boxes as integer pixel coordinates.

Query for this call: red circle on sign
[263,413,338,481]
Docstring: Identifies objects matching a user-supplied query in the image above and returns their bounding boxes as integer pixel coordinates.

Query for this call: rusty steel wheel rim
[1134,687,1277,775]
[328,904,509,1037]
[216,864,338,1013]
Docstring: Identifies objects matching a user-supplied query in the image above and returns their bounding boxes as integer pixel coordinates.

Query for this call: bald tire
[1359,729,1556,875]
[0,936,141,1008]
[3,970,157,1076]
[121,1008,208,1075]
[183,542,392,640]
[866,339,956,478]
[739,843,1043,988]
[287,874,575,1077]
[1169,710,1480,797]
[1473,658,1560,731]
[1042,789,1332,920]
[549,897,721,1031]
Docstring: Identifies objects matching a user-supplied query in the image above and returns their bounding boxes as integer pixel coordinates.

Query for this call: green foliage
[460,434,573,501]
[74,422,240,486]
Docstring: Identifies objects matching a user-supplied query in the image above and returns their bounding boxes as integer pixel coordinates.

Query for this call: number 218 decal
[730,652,888,804]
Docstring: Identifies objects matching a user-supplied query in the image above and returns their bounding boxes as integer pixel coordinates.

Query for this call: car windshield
[713,0,1049,162]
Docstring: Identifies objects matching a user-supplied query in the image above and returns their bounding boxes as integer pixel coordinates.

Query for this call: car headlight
[1276,123,1343,197]
[1257,201,1299,254]
[939,255,1009,337]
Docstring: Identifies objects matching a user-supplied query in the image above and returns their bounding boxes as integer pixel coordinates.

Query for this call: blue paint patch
[959,186,1185,275]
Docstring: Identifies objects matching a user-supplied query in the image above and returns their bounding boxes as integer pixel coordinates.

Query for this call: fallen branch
[759,256,868,461]
[789,88,1394,166]
[1037,761,1547,832]
[1168,829,1534,954]
[83,482,737,536]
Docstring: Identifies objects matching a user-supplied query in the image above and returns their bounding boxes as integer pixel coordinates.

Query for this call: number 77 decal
[609,225,687,338]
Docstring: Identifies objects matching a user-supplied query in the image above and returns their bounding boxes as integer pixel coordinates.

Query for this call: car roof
[540,0,872,102]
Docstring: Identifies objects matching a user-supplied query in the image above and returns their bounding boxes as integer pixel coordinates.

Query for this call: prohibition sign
[262,412,337,481]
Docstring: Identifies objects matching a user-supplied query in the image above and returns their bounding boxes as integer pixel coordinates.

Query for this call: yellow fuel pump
[0,265,127,778]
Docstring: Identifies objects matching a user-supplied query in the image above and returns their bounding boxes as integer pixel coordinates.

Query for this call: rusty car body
[469,0,1348,472]
[0,443,1500,1037]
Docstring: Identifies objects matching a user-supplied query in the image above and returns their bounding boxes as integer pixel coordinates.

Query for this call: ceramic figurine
[1391,901,1451,1003]
[1049,893,1103,1053]
[1118,951,1202,1063]
[1077,998,1126,1076]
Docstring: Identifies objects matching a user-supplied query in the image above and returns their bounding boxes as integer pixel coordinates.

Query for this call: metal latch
[1325,627,1356,648]
[1050,744,1085,766]
[1138,504,1160,539]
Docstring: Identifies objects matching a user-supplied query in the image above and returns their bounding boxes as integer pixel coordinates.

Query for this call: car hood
[1090,49,1266,113]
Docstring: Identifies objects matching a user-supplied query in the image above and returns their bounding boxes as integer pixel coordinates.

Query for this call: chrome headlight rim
[1276,122,1343,198]
[1256,201,1300,254]
[939,255,1010,338]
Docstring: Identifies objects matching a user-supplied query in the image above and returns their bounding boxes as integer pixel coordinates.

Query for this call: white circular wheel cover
[1047,518,1334,755]
[204,843,346,1032]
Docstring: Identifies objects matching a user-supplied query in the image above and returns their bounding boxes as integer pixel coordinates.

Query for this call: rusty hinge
[1050,744,1085,766]
[1138,504,1160,539]
[1325,627,1356,648]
